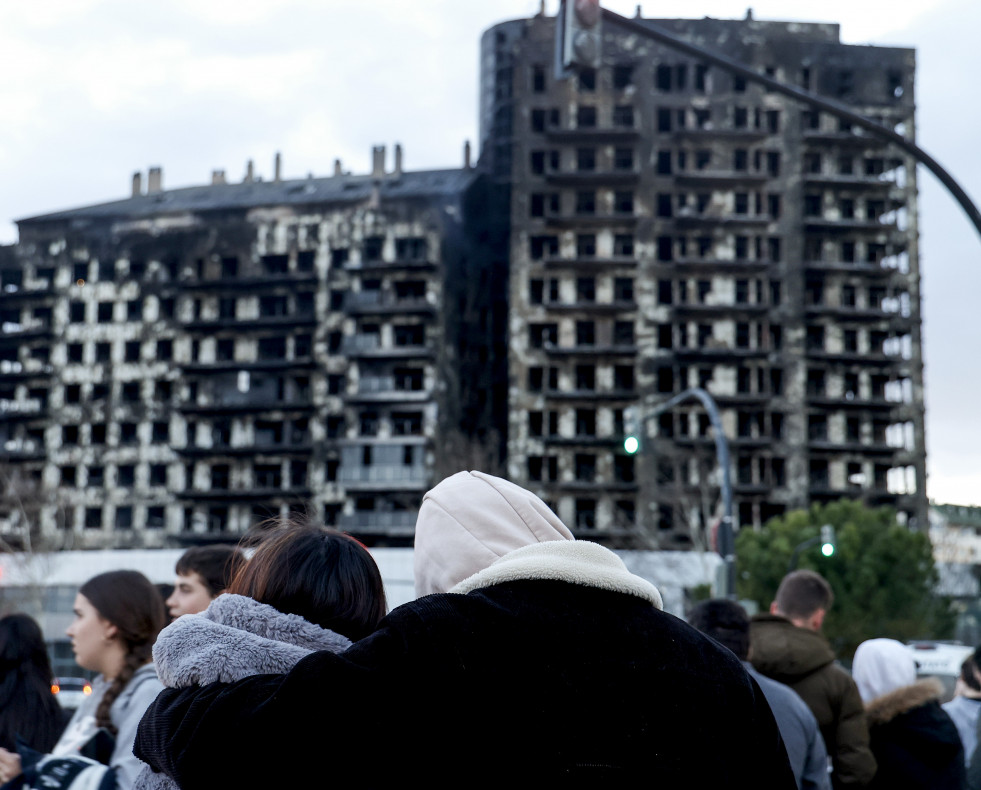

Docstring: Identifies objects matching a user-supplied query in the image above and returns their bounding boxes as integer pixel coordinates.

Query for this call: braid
[93,644,149,735]
[78,570,166,736]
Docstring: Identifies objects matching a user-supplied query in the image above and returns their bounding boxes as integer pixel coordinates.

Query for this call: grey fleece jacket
[52,663,163,789]
[134,594,351,790]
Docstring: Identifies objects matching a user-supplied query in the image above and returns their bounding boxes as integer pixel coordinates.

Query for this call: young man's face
[166,571,214,618]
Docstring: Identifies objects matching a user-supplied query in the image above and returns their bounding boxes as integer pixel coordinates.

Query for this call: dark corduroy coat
[137,579,796,789]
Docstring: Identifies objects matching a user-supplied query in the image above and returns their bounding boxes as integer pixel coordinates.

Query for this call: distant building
[0,9,926,549]
[482,12,926,543]
[0,148,505,548]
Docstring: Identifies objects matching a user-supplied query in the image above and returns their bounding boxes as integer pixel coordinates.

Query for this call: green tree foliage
[736,500,954,657]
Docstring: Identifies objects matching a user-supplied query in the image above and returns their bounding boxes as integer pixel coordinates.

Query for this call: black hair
[175,545,246,596]
[688,599,751,661]
[229,521,387,642]
[0,613,65,751]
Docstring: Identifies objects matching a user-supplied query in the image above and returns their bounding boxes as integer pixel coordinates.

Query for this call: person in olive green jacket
[751,570,877,789]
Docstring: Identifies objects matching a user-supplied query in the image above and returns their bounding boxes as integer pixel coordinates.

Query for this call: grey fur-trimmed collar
[136,596,351,790]
[865,677,945,726]
[449,540,663,609]
[152,593,351,688]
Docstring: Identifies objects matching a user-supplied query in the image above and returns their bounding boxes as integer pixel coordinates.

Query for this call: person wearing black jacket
[853,638,965,790]
[136,471,795,789]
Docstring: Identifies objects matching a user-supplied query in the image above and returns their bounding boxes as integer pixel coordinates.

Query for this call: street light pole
[641,387,735,599]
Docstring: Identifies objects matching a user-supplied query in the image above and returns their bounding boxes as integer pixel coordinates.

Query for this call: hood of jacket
[152,593,351,688]
[413,470,574,597]
[865,677,946,726]
[853,637,918,703]
[749,613,836,683]
[450,539,663,608]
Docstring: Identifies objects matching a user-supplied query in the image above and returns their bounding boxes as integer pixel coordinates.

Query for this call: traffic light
[820,524,836,557]
[558,0,602,72]
[623,406,641,455]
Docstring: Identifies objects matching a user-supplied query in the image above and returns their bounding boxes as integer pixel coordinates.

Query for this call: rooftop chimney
[334,159,343,177]
[464,140,472,169]
[393,143,403,176]
[212,169,227,185]
[245,160,255,183]
[371,145,386,178]
[274,152,282,183]
[131,171,142,198]
[147,167,163,194]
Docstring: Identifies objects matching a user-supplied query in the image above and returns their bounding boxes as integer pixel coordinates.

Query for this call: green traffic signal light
[624,436,640,454]
[820,524,836,557]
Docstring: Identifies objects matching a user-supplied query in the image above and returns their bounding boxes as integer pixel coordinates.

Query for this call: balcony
[183,313,317,331]
[540,299,637,314]
[343,257,437,273]
[344,292,437,315]
[674,170,769,186]
[337,465,429,491]
[543,254,638,269]
[336,510,418,535]
[544,126,640,144]
[341,334,432,360]
[179,440,314,457]
[345,377,431,403]
[180,272,318,291]
[180,486,313,501]
[802,260,903,278]
[673,210,773,228]
[543,169,640,187]
[543,342,637,357]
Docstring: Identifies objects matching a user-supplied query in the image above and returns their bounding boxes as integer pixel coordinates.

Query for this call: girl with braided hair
[0,570,166,790]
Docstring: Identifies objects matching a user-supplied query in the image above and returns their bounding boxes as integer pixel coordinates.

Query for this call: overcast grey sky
[1,0,978,504]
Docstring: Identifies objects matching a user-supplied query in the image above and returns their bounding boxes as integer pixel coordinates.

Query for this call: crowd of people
[0,470,974,788]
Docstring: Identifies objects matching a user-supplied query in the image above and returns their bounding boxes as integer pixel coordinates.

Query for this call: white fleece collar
[449,540,663,609]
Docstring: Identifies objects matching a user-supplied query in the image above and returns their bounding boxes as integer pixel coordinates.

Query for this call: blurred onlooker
[165,545,245,618]
[0,613,66,752]
[942,650,981,765]
[751,570,876,788]
[690,598,831,790]
[0,570,167,789]
[853,638,964,789]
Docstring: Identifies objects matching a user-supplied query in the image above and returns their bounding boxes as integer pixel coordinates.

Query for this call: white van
[906,641,974,701]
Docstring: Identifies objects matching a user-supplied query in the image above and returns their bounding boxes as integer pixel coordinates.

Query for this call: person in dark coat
[690,599,831,790]
[853,638,965,790]
[751,570,876,788]
[135,471,796,789]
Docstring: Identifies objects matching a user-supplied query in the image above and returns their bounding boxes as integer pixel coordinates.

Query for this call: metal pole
[787,536,821,573]
[644,387,735,598]
[600,7,981,243]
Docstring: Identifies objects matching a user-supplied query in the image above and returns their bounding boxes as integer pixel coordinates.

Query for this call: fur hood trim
[450,540,663,609]
[865,677,945,726]
[151,593,351,688]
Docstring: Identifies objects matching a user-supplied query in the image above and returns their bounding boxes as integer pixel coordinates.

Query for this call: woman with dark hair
[228,522,387,641]
[0,614,66,753]
[133,521,387,790]
[0,570,166,789]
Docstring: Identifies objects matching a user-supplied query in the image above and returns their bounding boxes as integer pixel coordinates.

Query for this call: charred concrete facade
[0,152,505,548]
[483,12,926,544]
[0,10,927,550]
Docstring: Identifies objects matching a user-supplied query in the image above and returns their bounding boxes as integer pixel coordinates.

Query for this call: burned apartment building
[0,148,505,548]
[483,10,926,544]
[0,9,927,550]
